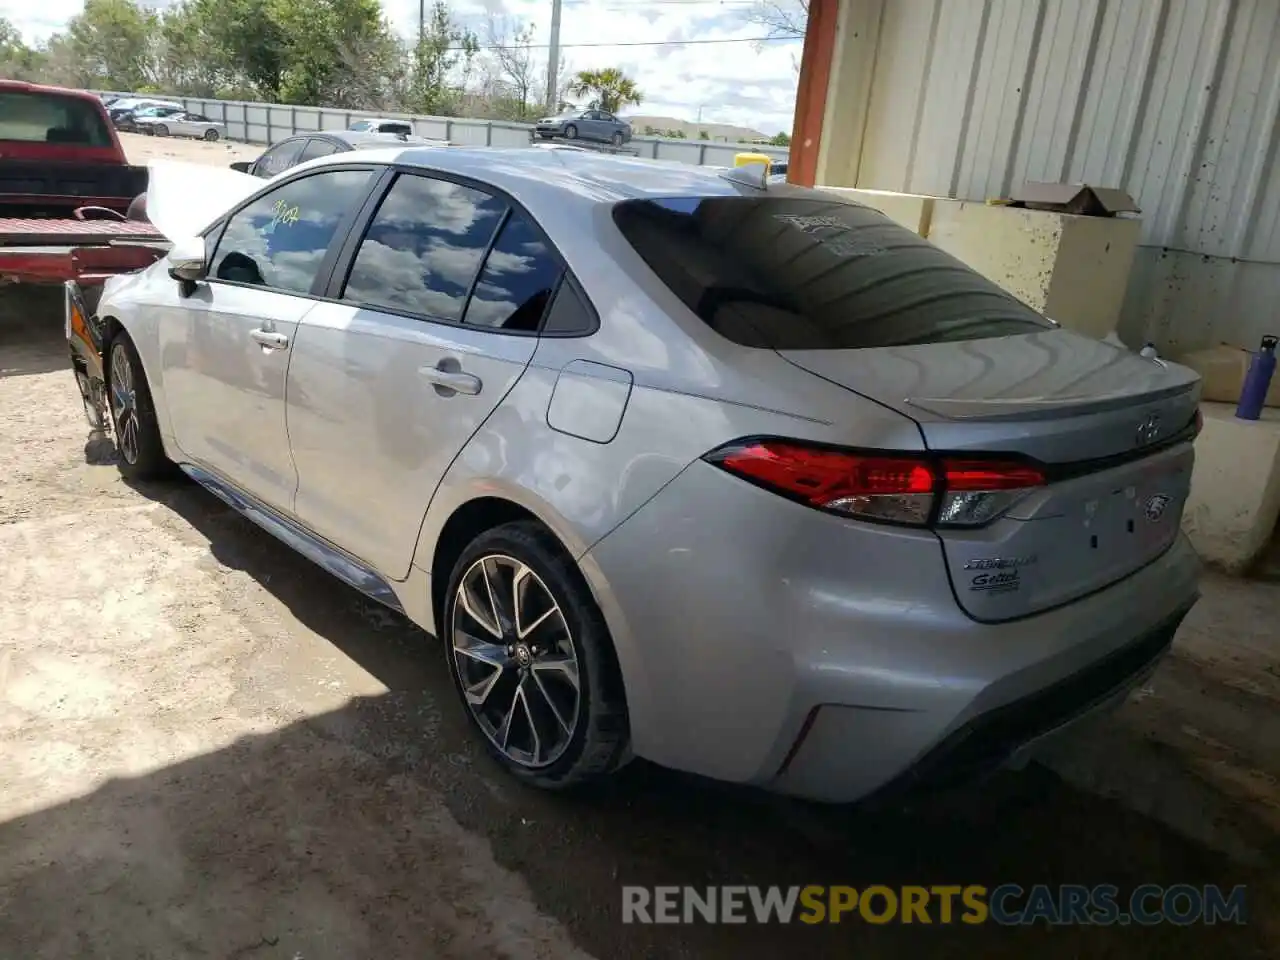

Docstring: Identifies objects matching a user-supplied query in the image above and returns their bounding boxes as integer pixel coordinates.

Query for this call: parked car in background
[534,109,631,146]
[229,129,449,178]
[768,159,789,183]
[115,104,184,134]
[108,98,182,125]
[137,111,225,141]
[67,146,1202,805]
[348,117,414,136]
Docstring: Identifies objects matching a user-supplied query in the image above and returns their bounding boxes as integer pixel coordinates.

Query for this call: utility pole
[545,0,563,112]
[419,0,425,45]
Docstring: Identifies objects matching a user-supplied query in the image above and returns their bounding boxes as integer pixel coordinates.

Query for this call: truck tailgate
[0,160,147,209]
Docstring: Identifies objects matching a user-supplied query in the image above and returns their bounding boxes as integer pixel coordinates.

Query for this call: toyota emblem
[1135,413,1161,447]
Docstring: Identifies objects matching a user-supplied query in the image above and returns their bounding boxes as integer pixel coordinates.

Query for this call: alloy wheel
[109,346,139,464]
[451,554,581,768]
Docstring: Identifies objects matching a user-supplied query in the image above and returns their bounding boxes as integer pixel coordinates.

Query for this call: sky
[0,0,804,134]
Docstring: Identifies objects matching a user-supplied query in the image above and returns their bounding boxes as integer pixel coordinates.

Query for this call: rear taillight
[703,440,1045,528]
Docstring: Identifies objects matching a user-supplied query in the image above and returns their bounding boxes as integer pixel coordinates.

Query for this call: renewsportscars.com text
[622,884,1248,926]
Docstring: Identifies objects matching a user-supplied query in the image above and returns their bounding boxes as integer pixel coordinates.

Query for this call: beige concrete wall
[1183,403,1280,573]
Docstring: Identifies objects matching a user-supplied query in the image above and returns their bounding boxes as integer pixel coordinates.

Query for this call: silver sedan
[67,146,1202,803]
[137,111,225,141]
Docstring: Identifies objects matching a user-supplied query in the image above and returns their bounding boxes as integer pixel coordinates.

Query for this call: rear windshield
[612,196,1052,349]
[0,91,113,148]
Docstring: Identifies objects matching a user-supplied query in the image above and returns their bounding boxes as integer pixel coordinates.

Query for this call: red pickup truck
[0,80,165,286]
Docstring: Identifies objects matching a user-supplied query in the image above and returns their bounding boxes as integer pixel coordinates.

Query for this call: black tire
[203,128,220,141]
[611,131,624,147]
[106,332,172,481]
[563,123,578,140]
[443,520,630,790]
[155,124,169,137]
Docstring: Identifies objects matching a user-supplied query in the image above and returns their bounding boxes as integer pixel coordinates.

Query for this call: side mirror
[168,236,207,294]
[229,160,251,174]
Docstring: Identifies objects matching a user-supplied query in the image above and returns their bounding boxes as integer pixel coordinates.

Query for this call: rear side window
[612,196,1052,349]
[254,139,305,177]
[341,173,507,321]
[463,211,563,331]
[0,91,112,147]
[298,139,339,163]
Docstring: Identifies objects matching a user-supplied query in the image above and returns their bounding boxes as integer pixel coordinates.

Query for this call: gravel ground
[119,130,261,167]
[0,143,1277,958]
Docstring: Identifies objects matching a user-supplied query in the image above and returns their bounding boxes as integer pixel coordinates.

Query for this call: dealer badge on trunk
[1144,494,1171,522]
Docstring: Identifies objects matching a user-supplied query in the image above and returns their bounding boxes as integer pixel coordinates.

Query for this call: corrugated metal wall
[848,0,1280,352]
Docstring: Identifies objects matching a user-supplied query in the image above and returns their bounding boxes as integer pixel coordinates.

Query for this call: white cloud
[2,0,802,135]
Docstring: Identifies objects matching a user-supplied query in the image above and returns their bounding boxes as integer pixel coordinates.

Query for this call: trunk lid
[780,330,1200,621]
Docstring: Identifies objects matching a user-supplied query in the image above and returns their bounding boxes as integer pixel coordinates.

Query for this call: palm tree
[568,67,642,114]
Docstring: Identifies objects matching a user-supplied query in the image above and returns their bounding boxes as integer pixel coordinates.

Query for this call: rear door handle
[250,329,289,350]
[419,362,482,396]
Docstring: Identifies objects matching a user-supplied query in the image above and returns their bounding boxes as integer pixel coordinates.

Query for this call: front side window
[0,91,113,147]
[209,169,372,294]
[612,196,1053,349]
[341,173,507,321]
[463,211,563,331]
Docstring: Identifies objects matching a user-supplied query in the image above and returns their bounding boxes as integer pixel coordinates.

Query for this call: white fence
[100,92,790,168]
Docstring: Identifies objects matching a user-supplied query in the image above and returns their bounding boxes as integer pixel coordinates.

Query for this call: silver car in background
[137,111,225,141]
[534,109,631,146]
[70,147,1201,803]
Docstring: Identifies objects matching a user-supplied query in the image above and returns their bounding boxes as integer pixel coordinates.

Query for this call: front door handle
[250,329,289,350]
[419,361,482,396]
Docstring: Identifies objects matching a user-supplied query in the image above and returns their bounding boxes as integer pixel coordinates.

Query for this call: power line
[458,35,803,53]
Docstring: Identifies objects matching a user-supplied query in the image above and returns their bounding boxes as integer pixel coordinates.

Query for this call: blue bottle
[1236,335,1278,421]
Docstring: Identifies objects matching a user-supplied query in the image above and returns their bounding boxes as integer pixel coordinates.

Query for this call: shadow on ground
[27,474,1261,959]
[0,287,69,379]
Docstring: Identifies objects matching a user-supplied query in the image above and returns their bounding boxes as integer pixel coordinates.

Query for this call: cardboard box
[1177,344,1280,408]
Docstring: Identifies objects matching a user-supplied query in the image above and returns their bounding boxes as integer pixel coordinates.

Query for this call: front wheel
[611,132,624,147]
[107,333,172,481]
[203,128,220,141]
[563,124,578,140]
[444,521,630,789]
[154,124,169,137]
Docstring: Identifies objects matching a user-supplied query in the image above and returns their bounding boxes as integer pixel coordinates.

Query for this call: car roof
[301,145,751,205]
[0,80,105,104]
[292,130,438,148]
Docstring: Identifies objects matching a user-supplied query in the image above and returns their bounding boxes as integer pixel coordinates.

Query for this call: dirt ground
[119,130,262,167]
[0,139,1278,958]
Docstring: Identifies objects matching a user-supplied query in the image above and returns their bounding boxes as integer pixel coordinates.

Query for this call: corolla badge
[1144,494,1171,522]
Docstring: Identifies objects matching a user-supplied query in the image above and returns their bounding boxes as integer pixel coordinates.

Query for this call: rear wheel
[107,333,171,481]
[564,123,578,140]
[443,521,630,789]
[203,128,220,141]
[154,124,169,137]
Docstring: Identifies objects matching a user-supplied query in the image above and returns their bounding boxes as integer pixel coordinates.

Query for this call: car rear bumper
[581,460,1201,803]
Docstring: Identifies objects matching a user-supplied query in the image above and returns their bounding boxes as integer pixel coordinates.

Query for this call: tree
[408,0,478,115]
[568,67,641,114]
[698,130,710,140]
[0,17,47,80]
[745,0,808,38]
[486,15,536,119]
[193,0,289,100]
[272,0,388,105]
[63,0,158,90]
[769,131,791,146]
